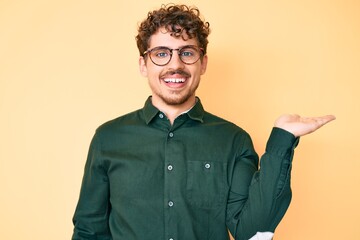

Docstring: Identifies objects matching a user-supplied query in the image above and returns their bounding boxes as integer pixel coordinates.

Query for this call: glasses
[143,45,204,66]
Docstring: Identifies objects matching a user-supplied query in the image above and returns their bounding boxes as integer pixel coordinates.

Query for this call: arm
[72,132,112,240]
[227,114,335,240]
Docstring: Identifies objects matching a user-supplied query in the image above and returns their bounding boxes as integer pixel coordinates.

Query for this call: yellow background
[1,0,359,239]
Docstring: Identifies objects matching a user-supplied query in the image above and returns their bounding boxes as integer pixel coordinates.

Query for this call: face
[139,27,208,108]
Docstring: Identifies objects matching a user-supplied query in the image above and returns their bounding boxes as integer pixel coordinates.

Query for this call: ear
[139,56,148,77]
[200,55,208,75]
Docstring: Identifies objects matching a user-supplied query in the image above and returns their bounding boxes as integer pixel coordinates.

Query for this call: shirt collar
[187,98,205,123]
[142,96,205,124]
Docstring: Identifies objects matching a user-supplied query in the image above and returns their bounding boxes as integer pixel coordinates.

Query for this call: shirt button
[205,163,211,169]
[168,201,174,207]
[169,238,174,240]
[169,132,174,138]
[159,113,164,119]
[167,165,173,171]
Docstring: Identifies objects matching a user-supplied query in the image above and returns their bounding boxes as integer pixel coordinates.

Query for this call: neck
[151,96,196,125]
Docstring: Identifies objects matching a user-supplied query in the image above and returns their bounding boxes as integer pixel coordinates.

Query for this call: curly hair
[136,4,210,57]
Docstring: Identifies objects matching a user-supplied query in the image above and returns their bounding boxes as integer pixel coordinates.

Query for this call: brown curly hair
[136,4,210,57]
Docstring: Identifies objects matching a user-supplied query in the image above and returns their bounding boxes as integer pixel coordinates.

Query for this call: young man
[72,4,335,240]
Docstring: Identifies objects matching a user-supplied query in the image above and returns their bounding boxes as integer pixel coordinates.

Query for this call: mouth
[161,70,190,87]
[163,78,186,83]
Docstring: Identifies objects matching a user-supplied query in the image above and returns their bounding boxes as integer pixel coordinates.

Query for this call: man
[72,4,335,240]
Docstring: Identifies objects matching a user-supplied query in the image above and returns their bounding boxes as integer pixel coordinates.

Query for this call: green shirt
[72,97,298,240]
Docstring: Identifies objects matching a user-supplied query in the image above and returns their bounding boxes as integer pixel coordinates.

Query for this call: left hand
[274,114,336,137]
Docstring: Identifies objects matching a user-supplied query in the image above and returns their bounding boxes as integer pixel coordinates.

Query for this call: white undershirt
[248,232,274,240]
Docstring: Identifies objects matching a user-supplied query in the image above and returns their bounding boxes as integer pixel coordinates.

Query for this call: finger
[317,115,336,125]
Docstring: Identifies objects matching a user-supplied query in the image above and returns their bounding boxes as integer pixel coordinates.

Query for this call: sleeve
[226,127,299,240]
[72,131,112,240]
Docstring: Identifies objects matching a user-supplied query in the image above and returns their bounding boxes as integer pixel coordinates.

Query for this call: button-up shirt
[72,97,298,240]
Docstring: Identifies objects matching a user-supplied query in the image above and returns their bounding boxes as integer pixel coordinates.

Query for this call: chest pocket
[186,161,227,209]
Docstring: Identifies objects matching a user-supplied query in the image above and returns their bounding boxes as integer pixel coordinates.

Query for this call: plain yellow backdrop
[1,0,359,239]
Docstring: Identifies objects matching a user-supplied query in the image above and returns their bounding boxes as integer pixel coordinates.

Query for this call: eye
[180,49,195,57]
[152,48,170,58]
[156,52,168,58]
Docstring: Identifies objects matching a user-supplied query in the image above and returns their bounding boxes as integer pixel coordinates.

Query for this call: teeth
[164,78,186,83]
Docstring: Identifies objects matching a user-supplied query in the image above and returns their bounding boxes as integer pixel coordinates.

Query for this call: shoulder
[202,111,251,138]
[95,108,144,135]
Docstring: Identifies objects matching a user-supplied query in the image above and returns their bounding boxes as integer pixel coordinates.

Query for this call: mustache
[160,69,191,78]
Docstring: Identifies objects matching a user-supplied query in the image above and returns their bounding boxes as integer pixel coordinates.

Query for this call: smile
[163,78,186,83]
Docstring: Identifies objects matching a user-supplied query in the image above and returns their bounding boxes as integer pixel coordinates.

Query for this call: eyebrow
[149,45,199,49]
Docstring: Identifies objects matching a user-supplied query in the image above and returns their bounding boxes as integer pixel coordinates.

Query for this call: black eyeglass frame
[143,45,205,66]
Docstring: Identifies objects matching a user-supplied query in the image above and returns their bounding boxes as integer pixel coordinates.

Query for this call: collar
[142,96,205,124]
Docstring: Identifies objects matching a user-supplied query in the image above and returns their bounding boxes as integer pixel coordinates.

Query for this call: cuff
[266,127,299,158]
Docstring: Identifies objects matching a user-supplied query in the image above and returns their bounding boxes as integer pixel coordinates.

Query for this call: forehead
[148,27,198,48]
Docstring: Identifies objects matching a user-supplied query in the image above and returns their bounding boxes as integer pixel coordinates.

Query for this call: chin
[162,94,192,106]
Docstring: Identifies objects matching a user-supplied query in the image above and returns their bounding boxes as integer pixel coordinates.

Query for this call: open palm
[274,114,336,137]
